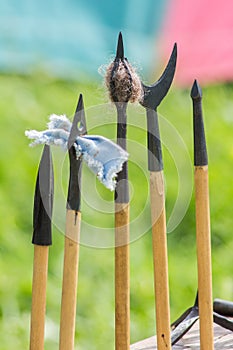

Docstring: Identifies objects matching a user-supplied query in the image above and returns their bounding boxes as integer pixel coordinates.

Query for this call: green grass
[0,73,233,349]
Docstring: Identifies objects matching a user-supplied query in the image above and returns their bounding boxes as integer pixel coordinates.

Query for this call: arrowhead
[191,79,202,100]
[191,81,208,166]
[140,43,177,110]
[68,94,87,150]
[32,145,54,245]
[116,32,124,59]
[67,95,87,211]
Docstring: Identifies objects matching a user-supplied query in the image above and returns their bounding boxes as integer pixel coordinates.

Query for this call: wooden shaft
[150,171,171,350]
[115,203,130,350]
[194,166,214,350]
[30,245,49,350]
[59,210,81,350]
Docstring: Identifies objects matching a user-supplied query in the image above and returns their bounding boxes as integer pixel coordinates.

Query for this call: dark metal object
[66,94,87,211]
[214,298,233,317]
[191,79,208,166]
[112,32,129,204]
[32,145,54,245]
[171,293,199,345]
[171,303,233,344]
[140,43,177,111]
[213,312,233,331]
[171,293,233,345]
[116,31,124,59]
[140,43,177,171]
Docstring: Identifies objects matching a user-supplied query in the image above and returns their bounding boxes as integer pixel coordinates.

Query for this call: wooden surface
[150,171,171,349]
[130,319,233,349]
[194,166,214,350]
[30,245,49,350]
[59,210,81,350]
[115,203,130,349]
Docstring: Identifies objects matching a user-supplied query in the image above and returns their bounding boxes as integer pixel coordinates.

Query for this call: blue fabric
[25,114,128,190]
[0,0,167,79]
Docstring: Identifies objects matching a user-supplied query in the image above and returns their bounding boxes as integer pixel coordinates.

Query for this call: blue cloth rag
[25,114,128,190]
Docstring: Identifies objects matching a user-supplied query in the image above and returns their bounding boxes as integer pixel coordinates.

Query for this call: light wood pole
[115,102,130,350]
[59,211,81,350]
[139,44,177,349]
[30,145,54,350]
[109,33,130,350]
[59,94,86,350]
[191,79,214,350]
[147,108,171,350]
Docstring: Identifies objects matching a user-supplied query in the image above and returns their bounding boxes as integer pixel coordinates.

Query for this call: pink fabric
[160,0,233,86]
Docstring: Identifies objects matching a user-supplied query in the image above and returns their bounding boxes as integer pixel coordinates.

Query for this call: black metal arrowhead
[68,94,87,150]
[116,32,124,60]
[139,44,177,172]
[66,94,87,211]
[191,79,208,166]
[32,145,54,245]
[214,298,233,317]
[140,43,177,110]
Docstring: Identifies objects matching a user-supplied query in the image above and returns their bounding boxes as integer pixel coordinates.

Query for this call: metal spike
[191,79,202,99]
[191,79,208,166]
[140,43,177,110]
[32,145,54,245]
[66,94,87,211]
[116,32,124,60]
[68,94,87,150]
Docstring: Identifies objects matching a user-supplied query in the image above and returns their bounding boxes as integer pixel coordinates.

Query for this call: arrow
[139,43,177,350]
[59,94,87,350]
[30,145,54,350]
[191,79,214,350]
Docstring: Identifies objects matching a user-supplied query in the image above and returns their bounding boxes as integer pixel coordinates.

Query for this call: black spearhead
[32,145,54,245]
[191,80,208,166]
[116,31,124,60]
[139,43,177,172]
[66,94,87,211]
[140,43,177,111]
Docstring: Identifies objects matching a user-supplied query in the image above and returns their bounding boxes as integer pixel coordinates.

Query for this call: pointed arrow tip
[191,81,208,166]
[173,42,177,57]
[116,32,124,59]
[140,42,177,109]
[191,79,202,99]
[69,94,87,148]
[66,95,87,211]
[75,93,84,113]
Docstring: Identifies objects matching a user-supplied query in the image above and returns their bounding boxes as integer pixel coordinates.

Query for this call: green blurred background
[1,0,233,349]
[0,74,233,349]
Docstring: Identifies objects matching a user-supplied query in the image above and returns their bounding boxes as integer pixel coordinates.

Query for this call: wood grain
[115,203,130,350]
[59,210,81,350]
[30,245,49,350]
[150,171,171,350]
[194,166,214,350]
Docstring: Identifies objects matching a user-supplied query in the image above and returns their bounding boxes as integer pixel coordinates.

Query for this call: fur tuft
[105,59,143,103]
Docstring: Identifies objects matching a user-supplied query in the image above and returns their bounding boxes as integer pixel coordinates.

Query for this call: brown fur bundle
[105,58,143,104]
